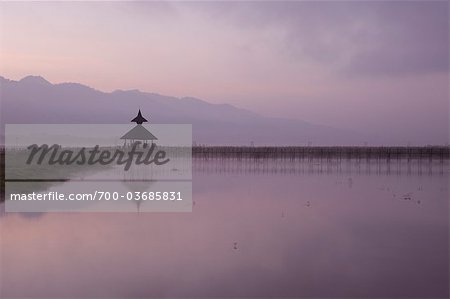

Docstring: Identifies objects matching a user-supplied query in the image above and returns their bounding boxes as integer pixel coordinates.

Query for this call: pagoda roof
[120,124,157,140]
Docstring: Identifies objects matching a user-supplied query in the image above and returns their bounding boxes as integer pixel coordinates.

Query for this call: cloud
[177,1,449,76]
[342,1,449,76]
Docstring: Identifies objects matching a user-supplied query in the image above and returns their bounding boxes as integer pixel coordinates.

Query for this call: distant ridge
[0,75,372,146]
[19,75,51,85]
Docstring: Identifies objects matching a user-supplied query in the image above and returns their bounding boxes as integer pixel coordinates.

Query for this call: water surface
[1,159,448,298]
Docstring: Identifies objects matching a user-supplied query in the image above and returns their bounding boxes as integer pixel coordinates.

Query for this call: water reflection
[1,159,448,298]
[194,157,448,176]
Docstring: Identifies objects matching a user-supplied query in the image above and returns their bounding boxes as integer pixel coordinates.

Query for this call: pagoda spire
[131,109,148,125]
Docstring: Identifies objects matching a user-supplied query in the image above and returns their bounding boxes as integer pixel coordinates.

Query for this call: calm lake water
[1,159,449,298]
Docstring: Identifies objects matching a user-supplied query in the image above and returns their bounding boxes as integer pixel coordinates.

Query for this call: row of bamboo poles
[192,146,450,161]
[2,146,449,160]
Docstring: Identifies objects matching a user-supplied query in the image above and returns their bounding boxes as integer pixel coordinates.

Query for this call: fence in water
[192,146,449,161]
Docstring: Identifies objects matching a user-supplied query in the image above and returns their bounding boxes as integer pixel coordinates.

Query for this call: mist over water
[1,159,448,298]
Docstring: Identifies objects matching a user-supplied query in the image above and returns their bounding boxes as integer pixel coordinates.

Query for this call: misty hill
[0,75,370,145]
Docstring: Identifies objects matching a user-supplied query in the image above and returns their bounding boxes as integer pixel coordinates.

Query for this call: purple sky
[0,1,448,144]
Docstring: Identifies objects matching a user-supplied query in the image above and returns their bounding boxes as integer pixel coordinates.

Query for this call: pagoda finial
[131,109,148,125]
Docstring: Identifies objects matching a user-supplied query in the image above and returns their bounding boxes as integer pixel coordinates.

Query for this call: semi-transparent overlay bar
[5,124,192,212]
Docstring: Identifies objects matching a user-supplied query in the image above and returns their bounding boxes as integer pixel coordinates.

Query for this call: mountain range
[0,75,371,145]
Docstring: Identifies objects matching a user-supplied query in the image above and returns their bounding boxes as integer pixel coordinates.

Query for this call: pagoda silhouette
[121,109,157,147]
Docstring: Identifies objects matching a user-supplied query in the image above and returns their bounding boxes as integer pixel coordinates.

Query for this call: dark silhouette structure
[131,109,148,125]
[121,109,156,147]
